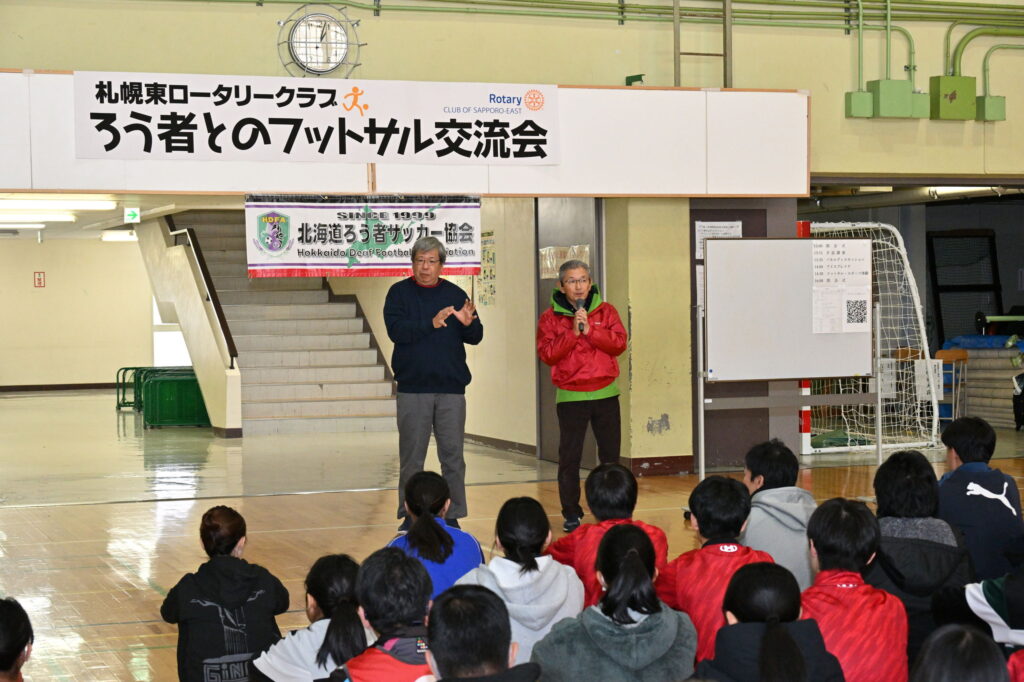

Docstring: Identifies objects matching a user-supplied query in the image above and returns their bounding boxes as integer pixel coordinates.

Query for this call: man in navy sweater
[938,416,1024,579]
[384,236,483,531]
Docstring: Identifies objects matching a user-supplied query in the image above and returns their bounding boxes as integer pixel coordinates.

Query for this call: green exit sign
[124,207,140,223]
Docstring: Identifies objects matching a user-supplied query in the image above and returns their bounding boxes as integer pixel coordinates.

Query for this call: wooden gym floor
[2,390,1023,681]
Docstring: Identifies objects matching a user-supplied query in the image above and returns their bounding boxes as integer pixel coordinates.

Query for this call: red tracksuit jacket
[536,292,627,392]
[802,569,909,682]
[655,542,775,663]
[547,518,669,607]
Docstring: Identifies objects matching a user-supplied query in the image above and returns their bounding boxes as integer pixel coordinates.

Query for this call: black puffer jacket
[161,555,290,682]
[696,619,845,682]
[865,517,973,663]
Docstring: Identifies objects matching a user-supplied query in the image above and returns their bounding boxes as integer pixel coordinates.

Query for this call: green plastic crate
[141,374,210,428]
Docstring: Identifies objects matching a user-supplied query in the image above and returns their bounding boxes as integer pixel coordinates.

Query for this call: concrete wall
[0,238,153,386]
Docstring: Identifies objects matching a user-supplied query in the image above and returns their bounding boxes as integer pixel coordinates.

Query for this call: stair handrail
[165,215,239,370]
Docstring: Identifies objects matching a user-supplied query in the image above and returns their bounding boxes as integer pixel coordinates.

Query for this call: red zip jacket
[547,518,669,607]
[537,287,627,392]
[1009,649,1024,682]
[802,569,909,682]
[655,542,775,663]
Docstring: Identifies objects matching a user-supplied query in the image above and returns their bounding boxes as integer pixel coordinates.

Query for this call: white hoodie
[456,555,585,665]
[252,619,375,681]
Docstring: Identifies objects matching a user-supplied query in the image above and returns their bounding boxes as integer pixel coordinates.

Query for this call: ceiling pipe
[799,186,1024,214]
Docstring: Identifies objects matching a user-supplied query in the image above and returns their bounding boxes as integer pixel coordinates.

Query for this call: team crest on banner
[255,211,292,255]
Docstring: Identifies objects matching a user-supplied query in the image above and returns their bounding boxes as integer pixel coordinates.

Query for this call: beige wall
[4,0,1024,178]
[329,197,538,446]
[606,198,692,461]
[0,238,153,386]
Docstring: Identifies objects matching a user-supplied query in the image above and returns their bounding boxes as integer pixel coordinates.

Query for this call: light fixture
[101,230,138,242]
[0,223,45,229]
[0,199,116,211]
[0,213,76,222]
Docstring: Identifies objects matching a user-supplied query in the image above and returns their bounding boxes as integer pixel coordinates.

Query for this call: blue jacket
[939,462,1024,580]
[388,518,484,599]
[383,277,483,394]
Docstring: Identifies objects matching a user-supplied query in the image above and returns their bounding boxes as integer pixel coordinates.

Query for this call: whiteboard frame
[703,238,873,382]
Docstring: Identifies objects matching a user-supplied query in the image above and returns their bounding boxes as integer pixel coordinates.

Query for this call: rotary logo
[719,544,739,553]
[524,89,545,111]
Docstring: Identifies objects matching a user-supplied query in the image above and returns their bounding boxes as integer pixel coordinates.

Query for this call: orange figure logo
[343,86,370,116]
[524,89,545,111]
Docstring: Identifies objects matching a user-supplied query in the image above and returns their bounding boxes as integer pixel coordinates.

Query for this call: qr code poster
[842,287,871,333]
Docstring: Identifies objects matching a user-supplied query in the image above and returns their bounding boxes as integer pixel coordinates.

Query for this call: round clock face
[288,12,349,74]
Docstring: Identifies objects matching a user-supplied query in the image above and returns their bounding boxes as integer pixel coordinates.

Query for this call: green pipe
[857,0,865,90]
[944,20,1024,74]
[886,0,892,79]
[983,43,1024,95]
[952,26,1024,75]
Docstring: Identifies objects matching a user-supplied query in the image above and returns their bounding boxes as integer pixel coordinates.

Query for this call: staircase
[176,210,397,436]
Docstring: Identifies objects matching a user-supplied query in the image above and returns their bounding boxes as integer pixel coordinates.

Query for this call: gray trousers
[396,392,468,519]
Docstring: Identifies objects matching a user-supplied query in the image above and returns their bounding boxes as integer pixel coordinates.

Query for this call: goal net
[803,222,939,454]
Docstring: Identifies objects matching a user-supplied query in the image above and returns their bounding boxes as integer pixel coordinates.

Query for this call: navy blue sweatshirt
[383,278,483,394]
[938,462,1024,580]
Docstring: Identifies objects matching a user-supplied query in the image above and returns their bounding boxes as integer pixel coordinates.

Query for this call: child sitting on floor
[655,475,773,663]
[547,463,669,606]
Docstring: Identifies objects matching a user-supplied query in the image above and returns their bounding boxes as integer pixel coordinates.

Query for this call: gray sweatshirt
[740,485,817,590]
[456,555,584,664]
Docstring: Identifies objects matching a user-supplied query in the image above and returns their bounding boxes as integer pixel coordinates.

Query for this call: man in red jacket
[536,260,628,532]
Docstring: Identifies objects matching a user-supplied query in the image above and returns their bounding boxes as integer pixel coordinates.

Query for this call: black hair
[874,450,939,518]
[688,476,751,540]
[596,524,661,625]
[723,563,806,682]
[0,598,32,673]
[806,498,879,573]
[305,554,367,668]
[495,497,550,575]
[199,505,246,557]
[404,471,455,563]
[744,439,799,491]
[427,585,511,678]
[356,547,433,634]
[585,463,638,521]
[909,625,1009,682]
[941,416,997,464]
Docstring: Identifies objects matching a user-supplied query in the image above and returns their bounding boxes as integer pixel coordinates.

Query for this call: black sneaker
[396,517,411,534]
[563,517,581,533]
[445,518,461,529]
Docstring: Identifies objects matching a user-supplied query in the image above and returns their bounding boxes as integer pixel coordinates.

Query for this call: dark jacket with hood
[864,516,973,663]
[530,603,697,682]
[161,555,290,682]
[695,619,845,682]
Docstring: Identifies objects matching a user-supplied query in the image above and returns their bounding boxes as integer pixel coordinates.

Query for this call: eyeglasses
[564,277,590,286]
[415,259,440,266]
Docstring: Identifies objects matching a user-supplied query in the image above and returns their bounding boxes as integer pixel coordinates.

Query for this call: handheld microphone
[575,299,585,332]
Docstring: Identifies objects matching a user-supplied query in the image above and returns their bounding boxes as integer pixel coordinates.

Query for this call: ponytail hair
[596,524,661,625]
[722,563,806,682]
[496,497,549,574]
[305,554,367,669]
[404,472,454,563]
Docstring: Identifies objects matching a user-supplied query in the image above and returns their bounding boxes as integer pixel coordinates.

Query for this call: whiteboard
[704,239,873,381]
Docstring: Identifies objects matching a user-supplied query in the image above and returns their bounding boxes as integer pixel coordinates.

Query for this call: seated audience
[331,547,433,681]
[910,624,1008,682]
[656,475,773,662]
[937,416,1024,580]
[253,554,367,680]
[0,598,32,682]
[531,524,697,682]
[866,450,973,663]
[932,563,1024,654]
[696,562,843,682]
[739,439,817,590]
[388,471,484,599]
[424,584,541,682]
[456,497,584,663]
[547,463,668,606]
[161,505,289,682]
[801,498,908,682]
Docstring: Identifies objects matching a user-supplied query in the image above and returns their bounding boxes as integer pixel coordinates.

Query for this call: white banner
[245,195,481,278]
[74,71,559,165]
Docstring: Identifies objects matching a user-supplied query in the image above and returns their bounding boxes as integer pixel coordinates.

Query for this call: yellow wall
[0,239,153,386]
[606,198,692,461]
[4,0,1024,178]
[330,197,538,446]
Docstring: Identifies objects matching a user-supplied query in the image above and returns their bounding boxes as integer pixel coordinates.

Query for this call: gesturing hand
[453,299,477,326]
[432,306,455,328]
